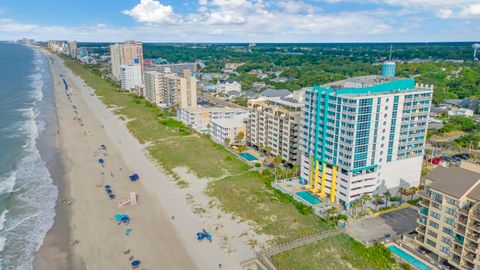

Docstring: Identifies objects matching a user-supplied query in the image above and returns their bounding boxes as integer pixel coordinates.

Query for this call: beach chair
[119,192,137,207]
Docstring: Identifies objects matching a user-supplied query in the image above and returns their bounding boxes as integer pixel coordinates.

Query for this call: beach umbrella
[98,159,104,164]
[104,185,111,189]
[114,214,127,222]
[131,260,140,267]
[106,189,112,194]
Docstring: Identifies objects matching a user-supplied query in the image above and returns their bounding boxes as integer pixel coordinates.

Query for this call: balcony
[415,234,425,243]
[452,246,463,256]
[451,256,461,267]
[466,231,480,242]
[463,252,477,264]
[418,190,431,199]
[458,216,468,225]
[418,217,427,225]
[464,242,478,253]
[468,221,480,233]
[454,234,465,245]
[416,226,426,235]
[456,225,466,236]
[470,210,480,221]
[419,207,429,216]
[419,198,429,207]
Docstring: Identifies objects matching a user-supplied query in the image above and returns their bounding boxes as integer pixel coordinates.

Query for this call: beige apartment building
[179,107,247,132]
[247,96,302,164]
[210,114,248,144]
[416,163,480,270]
[110,40,144,81]
[144,69,197,108]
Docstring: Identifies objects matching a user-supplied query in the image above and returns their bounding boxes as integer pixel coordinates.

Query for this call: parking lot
[347,206,419,245]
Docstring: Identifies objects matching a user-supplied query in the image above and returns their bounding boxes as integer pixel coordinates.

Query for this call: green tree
[383,191,391,208]
[235,131,245,143]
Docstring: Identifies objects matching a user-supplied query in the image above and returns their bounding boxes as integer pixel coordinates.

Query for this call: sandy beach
[33,48,249,269]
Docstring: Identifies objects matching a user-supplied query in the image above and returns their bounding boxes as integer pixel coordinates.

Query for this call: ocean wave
[0,172,16,194]
[0,149,57,270]
[0,209,9,253]
[0,45,57,270]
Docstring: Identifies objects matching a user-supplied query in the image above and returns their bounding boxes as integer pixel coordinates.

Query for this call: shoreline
[33,47,83,270]
[34,48,203,269]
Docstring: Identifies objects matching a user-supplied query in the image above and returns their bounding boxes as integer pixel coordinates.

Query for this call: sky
[0,0,479,42]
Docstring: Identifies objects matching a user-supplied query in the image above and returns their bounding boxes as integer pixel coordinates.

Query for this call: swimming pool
[240,152,258,161]
[388,246,431,270]
[296,191,322,205]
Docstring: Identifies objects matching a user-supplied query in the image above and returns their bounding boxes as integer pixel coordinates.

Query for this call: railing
[246,230,341,270]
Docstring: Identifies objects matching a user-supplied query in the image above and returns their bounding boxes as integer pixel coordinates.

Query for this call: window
[429,220,439,229]
[444,217,455,226]
[440,246,450,255]
[430,211,441,220]
[442,227,453,236]
[447,197,457,206]
[445,208,456,216]
[427,239,436,248]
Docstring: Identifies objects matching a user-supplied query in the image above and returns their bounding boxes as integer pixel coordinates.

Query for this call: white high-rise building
[110,41,143,81]
[120,64,142,90]
[300,74,433,208]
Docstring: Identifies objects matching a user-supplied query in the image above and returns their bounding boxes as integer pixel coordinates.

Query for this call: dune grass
[63,58,248,178]
[271,234,398,270]
[207,171,332,243]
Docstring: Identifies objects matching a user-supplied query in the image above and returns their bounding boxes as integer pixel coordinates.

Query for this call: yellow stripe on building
[330,166,337,202]
[313,161,320,192]
[320,163,326,198]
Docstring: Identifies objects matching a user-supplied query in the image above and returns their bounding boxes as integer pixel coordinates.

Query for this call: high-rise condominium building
[300,74,432,207]
[144,69,197,108]
[247,96,303,164]
[416,163,480,270]
[68,41,77,58]
[110,40,144,81]
[120,64,142,90]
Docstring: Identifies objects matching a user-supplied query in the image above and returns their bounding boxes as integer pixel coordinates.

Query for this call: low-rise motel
[416,162,480,270]
[299,63,433,208]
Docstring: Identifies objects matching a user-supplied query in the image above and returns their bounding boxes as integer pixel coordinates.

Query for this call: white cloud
[122,0,178,24]
[326,0,480,19]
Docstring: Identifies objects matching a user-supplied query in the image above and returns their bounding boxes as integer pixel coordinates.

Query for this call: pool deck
[274,179,333,215]
[386,243,436,270]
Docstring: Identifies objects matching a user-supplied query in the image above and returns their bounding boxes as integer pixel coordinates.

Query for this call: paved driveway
[347,206,419,245]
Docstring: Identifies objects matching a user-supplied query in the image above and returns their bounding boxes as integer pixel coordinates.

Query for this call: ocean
[0,43,58,269]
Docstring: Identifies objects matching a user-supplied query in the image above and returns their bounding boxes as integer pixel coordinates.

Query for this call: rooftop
[211,114,248,128]
[259,89,292,98]
[426,166,480,198]
[181,106,247,114]
[314,75,432,96]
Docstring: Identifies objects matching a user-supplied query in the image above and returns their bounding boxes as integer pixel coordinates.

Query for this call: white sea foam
[0,210,9,253]
[0,172,16,194]
[0,45,58,270]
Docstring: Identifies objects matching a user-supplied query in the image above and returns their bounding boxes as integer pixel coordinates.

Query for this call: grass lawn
[271,234,398,270]
[207,171,332,243]
[63,58,249,179]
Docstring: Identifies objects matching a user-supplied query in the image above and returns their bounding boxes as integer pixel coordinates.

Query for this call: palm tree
[373,194,382,211]
[409,186,418,201]
[383,191,391,208]
[273,155,283,180]
[360,194,371,213]
[351,200,360,218]
[266,146,273,158]
[398,187,406,205]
